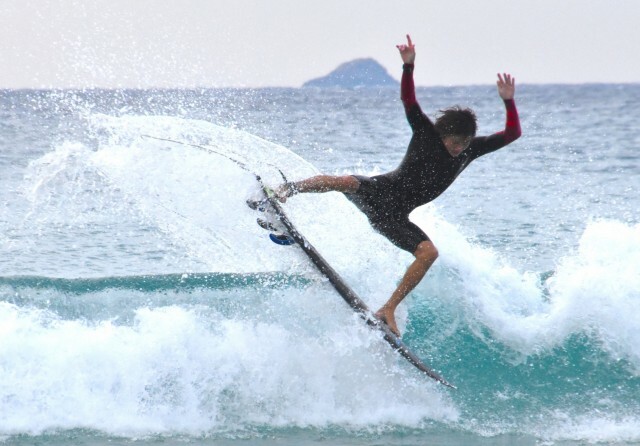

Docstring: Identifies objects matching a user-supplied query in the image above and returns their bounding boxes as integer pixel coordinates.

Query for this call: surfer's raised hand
[396,34,416,64]
[497,73,516,100]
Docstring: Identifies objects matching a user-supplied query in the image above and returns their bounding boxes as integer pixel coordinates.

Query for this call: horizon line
[2,81,639,92]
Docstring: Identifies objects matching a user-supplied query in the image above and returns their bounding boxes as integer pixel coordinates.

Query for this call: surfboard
[255,183,456,389]
[140,135,454,388]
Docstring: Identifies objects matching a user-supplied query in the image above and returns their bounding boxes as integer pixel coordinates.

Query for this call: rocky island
[303,58,398,88]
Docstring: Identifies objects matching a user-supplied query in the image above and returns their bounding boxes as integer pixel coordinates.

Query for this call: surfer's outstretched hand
[497,73,516,100]
[396,34,415,64]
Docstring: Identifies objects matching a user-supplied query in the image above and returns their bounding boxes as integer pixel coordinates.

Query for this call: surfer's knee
[414,241,438,263]
[339,175,361,193]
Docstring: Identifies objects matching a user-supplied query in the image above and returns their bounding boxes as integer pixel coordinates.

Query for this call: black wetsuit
[345,63,522,253]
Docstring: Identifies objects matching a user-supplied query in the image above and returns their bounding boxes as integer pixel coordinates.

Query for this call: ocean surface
[1,83,639,445]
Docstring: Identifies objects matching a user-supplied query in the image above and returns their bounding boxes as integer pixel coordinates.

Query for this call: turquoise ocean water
[1,84,639,445]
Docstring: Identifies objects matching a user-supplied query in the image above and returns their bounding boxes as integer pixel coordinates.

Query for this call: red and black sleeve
[469,98,522,158]
[401,63,432,132]
[501,99,522,145]
[401,63,418,111]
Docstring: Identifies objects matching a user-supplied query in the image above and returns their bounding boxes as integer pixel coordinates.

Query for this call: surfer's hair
[434,106,477,138]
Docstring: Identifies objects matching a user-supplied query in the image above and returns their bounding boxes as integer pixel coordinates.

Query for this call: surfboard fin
[246,198,268,212]
[269,233,295,245]
[256,217,278,232]
[248,196,295,246]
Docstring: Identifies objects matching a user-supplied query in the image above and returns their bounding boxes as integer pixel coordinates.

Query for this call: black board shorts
[344,175,430,254]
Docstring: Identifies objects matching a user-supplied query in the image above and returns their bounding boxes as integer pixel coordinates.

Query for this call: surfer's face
[443,135,472,157]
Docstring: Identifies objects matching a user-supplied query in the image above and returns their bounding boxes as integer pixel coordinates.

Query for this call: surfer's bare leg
[375,240,439,336]
[276,175,359,202]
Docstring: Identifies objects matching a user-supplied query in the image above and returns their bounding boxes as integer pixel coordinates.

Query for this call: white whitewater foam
[412,206,640,368]
[0,296,458,436]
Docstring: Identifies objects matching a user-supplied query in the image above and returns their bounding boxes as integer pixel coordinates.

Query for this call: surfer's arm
[499,98,522,145]
[492,72,521,145]
[401,64,418,112]
[468,75,522,156]
[397,35,427,131]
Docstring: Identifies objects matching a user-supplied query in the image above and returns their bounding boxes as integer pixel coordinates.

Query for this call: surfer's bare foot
[275,182,299,203]
[375,307,400,337]
[274,184,289,202]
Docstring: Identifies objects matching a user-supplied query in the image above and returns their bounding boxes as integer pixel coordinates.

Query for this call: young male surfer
[276,35,521,336]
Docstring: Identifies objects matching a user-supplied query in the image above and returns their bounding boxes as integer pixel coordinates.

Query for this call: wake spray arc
[140,135,289,184]
[140,134,455,388]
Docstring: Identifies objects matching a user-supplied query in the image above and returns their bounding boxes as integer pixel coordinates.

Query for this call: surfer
[276,34,521,336]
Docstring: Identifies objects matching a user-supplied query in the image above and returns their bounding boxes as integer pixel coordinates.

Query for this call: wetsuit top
[365,63,522,218]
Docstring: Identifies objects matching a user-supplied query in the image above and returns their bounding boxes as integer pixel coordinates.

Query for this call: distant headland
[303,58,398,88]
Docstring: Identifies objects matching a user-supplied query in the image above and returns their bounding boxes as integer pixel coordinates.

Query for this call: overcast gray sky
[1,0,639,89]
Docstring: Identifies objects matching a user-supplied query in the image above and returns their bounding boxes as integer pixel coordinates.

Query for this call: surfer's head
[435,106,477,157]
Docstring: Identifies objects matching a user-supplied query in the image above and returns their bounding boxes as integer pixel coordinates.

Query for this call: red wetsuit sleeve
[502,99,522,144]
[401,63,418,112]
[467,99,522,158]
[401,63,432,132]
